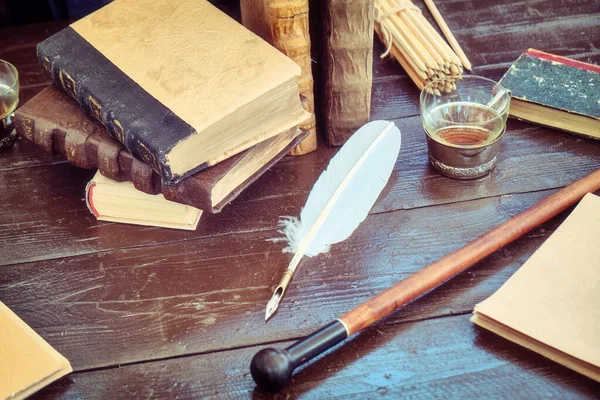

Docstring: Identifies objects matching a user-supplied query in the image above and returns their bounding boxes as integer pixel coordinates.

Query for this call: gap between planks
[0,186,565,269]
[55,310,477,376]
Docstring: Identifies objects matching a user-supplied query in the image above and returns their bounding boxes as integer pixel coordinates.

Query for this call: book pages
[0,302,72,399]
[472,193,600,382]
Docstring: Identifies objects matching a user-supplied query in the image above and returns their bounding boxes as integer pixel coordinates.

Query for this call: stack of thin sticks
[374,0,471,94]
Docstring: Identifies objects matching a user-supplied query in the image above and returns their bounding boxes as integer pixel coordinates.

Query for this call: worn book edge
[508,99,600,140]
[86,173,203,231]
[471,313,600,382]
[499,48,600,139]
[14,86,307,213]
[0,302,72,400]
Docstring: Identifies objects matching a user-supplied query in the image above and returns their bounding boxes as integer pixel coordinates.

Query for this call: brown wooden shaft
[340,169,600,335]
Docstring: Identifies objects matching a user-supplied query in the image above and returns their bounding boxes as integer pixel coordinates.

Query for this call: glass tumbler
[420,76,510,179]
[0,59,19,151]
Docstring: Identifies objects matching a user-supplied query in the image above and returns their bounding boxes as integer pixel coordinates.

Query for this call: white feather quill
[266,120,401,320]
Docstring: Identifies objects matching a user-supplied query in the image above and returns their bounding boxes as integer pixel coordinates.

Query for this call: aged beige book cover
[38,0,309,183]
[472,193,600,382]
[0,302,72,399]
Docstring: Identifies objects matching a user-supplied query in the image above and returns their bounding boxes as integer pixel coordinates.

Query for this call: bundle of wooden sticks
[374,0,471,94]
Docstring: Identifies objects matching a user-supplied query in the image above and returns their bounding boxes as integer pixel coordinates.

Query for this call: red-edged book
[498,49,600,140]
[14,85,307,213]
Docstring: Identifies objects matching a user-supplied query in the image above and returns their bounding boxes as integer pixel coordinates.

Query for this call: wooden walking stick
[251,169,600,391]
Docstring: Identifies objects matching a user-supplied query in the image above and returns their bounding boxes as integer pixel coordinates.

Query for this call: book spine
[36,43,138,164]
[320,0,374,146]
[14,107,163,193]
[36,29,197,183]
[240,0,317,155]
[13,112,63,156]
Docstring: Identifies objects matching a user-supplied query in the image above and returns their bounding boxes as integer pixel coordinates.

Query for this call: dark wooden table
[1,1,600,398]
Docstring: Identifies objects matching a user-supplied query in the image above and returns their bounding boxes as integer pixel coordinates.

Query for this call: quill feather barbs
[266,120,401,320]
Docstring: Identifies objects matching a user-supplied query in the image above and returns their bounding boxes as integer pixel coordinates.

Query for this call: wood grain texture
[1,0,600,397]
[32,314,600,399]
[2,188,595,371]
[2,114,598,267]
[240,0,317,155]
[341,169,600,334]
[319,0,375,146]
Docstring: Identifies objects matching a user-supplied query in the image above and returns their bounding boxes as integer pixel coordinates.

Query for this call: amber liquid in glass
[434,126,494,146]
[424,102,504,147]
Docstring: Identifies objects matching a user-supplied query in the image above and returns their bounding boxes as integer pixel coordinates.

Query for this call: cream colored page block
[0,302,72,399]
[211,127,299,204]
[474,193,600,367]
[471,314,600,382]
[71,0,301,133]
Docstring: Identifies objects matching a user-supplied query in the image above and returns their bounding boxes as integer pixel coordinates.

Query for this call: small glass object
[0,59,19,152]
[420,75,510,179]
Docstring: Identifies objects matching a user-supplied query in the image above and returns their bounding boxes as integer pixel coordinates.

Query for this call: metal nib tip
[265,291,282,322]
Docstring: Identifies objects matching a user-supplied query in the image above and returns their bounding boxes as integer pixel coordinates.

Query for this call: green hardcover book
[36,0,309,184]
[498,49,600,140]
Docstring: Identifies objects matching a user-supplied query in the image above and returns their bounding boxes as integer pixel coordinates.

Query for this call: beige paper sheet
[472,193,600,381]
[0,302,72,400]
[71,0,301,135]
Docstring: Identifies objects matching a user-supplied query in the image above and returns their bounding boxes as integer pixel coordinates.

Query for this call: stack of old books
[15,0,309,230]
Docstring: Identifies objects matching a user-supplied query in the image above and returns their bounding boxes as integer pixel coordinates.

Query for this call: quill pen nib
[265,289,282,321]
[265,268,295,321]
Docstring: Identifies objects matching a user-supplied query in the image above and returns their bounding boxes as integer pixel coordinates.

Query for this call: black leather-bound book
[15,85,307,213]
[37,0,309,183]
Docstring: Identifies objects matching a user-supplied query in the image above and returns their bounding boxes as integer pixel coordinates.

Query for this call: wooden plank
[32,314,600,399]
[431,0,600,68]
[0,135,65,172]
[373,116,600,213]
[1,113,598,266]
[0,155,330,266]
[372,0,600,79]
[1,188,593,370]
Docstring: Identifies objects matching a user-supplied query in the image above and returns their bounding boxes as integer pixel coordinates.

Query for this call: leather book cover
[36,0,308,183]
[498,49,600,140]
[14,85,307,213]
[318,0,375,146]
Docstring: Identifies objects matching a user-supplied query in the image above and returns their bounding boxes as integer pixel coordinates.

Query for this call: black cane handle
[250,320,348,392]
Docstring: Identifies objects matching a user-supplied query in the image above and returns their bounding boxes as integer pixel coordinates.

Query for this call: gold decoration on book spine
[87,96,103,121]
[58,70,77,98]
